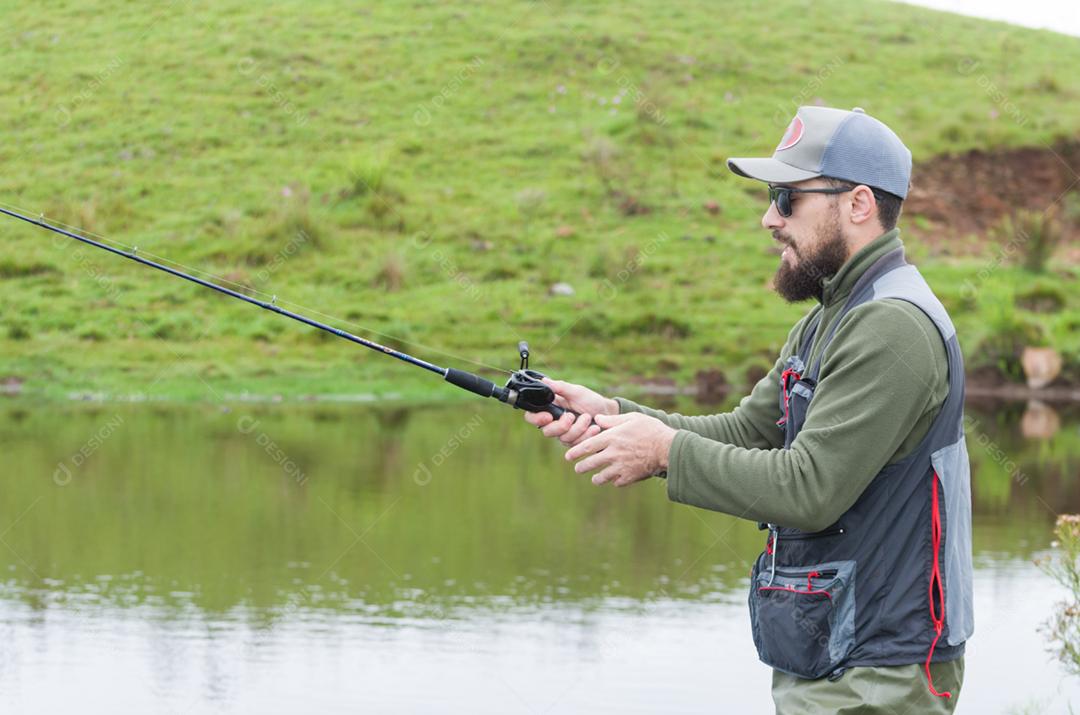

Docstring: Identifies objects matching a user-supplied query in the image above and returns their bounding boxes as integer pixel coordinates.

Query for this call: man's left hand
[564,413,677,487]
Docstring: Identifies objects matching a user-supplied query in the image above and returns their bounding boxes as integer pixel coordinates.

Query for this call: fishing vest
[747,247,974,697]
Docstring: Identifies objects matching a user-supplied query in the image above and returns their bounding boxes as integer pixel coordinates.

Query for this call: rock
[1021,400,1060,439]
[549,282,575,296]
[1021,347,1062,389]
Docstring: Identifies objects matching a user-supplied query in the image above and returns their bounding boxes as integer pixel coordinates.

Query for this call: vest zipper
[762,524,844,587]
[779,526,845,540]
[772,567,838,578]
[758,568,838,599]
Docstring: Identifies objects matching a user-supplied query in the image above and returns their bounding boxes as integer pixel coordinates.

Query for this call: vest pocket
[749,559,857,679]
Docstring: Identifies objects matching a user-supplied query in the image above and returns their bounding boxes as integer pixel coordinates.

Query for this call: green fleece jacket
[616,229,949,533]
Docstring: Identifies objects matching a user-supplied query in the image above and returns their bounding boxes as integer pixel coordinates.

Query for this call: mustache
[772,231,795,249]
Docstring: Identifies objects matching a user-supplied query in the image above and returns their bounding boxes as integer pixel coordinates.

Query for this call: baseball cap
[727,106,912,199]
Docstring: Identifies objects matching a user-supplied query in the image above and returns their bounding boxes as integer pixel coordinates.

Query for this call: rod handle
[543,402,570,419]
[444,368,496,398]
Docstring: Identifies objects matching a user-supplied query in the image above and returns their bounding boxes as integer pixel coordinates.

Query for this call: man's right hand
[524,378,619,447]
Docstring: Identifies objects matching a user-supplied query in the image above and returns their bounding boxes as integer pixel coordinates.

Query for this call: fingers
[591,465,620,486]
[593,413,634,428]
[524,410,554,427]
[541,377,565,391]
[565,431,611,461]
[573,449,612,474]
[526,409,599,450]
[543,379,570,409]
[541,410,576,438]
[558,413,594,446]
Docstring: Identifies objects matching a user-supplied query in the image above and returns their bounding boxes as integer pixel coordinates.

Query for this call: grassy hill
[1,0,1078,402]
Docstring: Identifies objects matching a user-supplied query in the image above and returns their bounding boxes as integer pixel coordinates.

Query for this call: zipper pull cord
[766,526,780,587]
[925,471,952,699]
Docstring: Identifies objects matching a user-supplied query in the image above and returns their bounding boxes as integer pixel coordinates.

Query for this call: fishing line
[0,199,511,376]
[1,203,565,416]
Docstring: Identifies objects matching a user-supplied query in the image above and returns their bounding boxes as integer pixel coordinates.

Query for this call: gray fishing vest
[748,247,974,695]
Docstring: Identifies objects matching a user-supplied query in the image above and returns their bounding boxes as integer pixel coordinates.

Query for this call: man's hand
[564,413,677,487]
[522,378,618,447]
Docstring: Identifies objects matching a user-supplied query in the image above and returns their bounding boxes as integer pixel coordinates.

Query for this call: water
[1,400,1078,713]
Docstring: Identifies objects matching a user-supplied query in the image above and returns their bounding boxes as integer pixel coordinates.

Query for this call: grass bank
[1,0,1078,403]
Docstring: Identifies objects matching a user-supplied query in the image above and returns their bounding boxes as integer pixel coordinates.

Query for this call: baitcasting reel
[442,341,574,419]
[500,341,571,418]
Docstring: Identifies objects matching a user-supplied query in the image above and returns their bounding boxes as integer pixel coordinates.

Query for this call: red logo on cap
[776,115,804,151]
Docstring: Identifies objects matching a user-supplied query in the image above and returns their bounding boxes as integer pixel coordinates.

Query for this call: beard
[772,209,848,303]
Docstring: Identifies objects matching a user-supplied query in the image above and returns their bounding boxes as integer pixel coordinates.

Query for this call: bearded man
[527,106,974,713]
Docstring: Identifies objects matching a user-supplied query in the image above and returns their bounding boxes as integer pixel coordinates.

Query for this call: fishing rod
[0,205,571,419]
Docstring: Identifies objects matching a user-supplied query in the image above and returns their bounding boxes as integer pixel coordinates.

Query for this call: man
[525,106,973,713]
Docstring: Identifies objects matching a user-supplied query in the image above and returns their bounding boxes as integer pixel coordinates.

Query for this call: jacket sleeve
[613,314,812,450]
[663,300,948,533]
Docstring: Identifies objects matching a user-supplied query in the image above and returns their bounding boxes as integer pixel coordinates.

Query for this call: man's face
[761,179,850,303]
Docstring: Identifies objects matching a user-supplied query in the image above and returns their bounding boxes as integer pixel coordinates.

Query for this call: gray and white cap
[727,106,912,199]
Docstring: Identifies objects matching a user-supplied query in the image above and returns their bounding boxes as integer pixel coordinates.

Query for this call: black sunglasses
[768,185,856,218]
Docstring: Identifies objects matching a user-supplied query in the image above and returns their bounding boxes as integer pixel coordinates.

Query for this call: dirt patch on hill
[905,140,1080,258]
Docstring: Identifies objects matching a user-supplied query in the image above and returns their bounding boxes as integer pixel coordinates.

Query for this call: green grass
[1,0,1079,402]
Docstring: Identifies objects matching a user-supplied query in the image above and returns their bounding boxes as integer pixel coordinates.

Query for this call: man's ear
[848,185,877,226]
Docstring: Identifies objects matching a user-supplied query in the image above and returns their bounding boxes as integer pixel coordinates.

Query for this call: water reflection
[1,400,1078,712]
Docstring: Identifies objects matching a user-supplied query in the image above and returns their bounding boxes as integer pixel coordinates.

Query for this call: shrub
[6,320,31,340]
[347,155,388,198]
[973,297,1046,382]
[237,194,320,267]
[373,252,406,292]
[1038,515,1080,676]
[343,155,406,226]
[0,259,58,279]
[1016,284,1065,313]
[995,208,1063,273]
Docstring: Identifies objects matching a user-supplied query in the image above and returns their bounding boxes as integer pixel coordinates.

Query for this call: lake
[1,398,1078,713]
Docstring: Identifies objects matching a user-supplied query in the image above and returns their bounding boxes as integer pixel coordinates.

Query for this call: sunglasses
[768,185,856,218]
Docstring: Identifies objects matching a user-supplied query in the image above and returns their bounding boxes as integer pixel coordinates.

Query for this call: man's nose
[762,200,784,231]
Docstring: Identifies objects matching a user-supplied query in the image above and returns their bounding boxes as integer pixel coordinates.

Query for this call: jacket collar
[820,228,902,307]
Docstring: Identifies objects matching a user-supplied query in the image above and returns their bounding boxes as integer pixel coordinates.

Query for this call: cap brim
[727,157,820,184]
